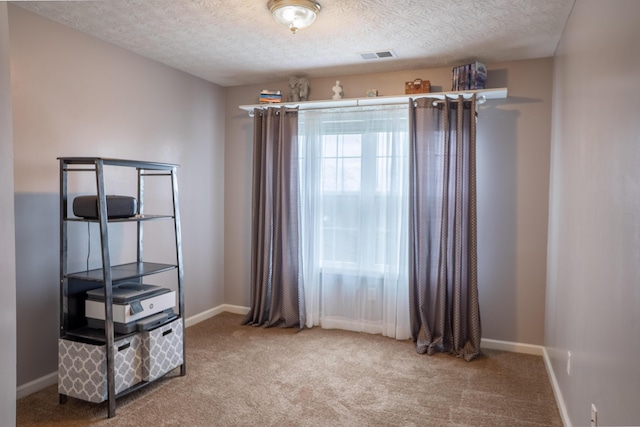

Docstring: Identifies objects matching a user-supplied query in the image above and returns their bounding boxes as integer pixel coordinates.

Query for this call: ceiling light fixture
[268,0,321,34]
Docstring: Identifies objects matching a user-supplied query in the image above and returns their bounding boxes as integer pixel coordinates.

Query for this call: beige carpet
[17,312,562,426]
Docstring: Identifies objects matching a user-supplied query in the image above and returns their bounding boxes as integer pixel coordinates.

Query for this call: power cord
[86,222,91,271]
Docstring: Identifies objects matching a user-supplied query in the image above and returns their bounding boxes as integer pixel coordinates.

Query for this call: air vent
[359,50,397,60]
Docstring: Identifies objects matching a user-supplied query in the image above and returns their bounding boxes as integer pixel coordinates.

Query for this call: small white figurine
[332,80,344,100]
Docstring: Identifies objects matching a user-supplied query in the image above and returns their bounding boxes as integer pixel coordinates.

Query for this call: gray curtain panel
[243,107,305,328]
[408,96,482,361]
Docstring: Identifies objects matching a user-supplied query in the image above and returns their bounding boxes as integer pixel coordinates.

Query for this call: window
[299,106,409,334]
[300,111,408,274]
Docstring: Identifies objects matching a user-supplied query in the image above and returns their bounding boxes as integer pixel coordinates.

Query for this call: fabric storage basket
[141,318,183,381]
[58,334,142,403]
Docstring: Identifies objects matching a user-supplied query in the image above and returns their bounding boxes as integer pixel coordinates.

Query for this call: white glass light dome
[268,0,321,34]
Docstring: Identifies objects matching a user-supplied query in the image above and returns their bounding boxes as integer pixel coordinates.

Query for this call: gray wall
[10,6,226,387]
[546,1,640,425]
[0,4,17,425]
[225,58,553,345]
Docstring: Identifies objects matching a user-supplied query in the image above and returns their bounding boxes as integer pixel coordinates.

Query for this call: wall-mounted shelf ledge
[239,87,507,115]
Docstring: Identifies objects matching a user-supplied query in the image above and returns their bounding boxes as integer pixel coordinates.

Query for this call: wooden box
[405,79,431,94]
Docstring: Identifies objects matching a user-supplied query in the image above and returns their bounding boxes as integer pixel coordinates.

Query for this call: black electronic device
[72,195,138,219]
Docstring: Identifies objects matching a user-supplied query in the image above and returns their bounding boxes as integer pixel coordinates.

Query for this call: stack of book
[451,62,487,91]
[259,90,282,104]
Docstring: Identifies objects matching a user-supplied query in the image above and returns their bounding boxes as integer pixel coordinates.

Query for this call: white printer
[85,282,176,334]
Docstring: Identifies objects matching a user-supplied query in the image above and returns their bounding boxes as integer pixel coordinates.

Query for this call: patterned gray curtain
[408,95,481,361]
[243,107,305,328]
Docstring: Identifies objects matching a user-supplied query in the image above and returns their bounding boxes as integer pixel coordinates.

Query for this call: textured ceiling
[14,0,575,87]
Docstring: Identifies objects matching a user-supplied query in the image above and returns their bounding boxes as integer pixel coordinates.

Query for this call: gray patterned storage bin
[142,318,183,381]
[58,334,142,403]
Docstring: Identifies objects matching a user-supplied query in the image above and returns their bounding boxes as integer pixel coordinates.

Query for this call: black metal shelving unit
[58,157,186,418]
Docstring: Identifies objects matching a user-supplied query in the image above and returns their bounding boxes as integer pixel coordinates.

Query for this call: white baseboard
[218,304,251,316]
[543,347,572,427]
[184,304,249,327]
[483,339,569,426]
[184,305,226,327]
[481,338,544,356]
[16,371,57,399]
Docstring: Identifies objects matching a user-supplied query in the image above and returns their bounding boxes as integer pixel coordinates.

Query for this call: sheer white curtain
[299,105,410,339]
